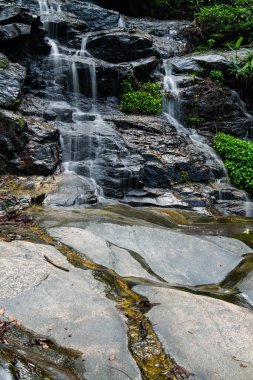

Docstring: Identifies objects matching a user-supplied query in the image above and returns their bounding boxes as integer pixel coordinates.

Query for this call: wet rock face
[0,53,26,109]
[86,30,158,63]
[0,7,49,56]
[180,78,253,139]
[61,1,119,31]
[57,113,220,199]
[0,110,60,175]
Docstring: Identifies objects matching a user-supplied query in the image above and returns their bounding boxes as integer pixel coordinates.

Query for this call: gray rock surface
[48,226,158,280]
[44,171,98,206]
[170,54,230,75]
[49,224,252,286]
[0,239,141,380]
[135,286,253,380]
[0,53,26,109]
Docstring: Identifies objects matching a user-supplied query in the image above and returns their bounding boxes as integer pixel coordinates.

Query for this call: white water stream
[163,60,228,180]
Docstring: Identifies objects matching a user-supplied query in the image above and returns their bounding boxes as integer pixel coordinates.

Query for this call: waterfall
[162,59,228,181]
[231,90,253,138]
[118,14,126,28]
[76,36,97,105]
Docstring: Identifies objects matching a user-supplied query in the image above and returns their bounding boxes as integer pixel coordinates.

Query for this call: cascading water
[118,14,126,28]
[231,90,253,139]
[163,59,228,181]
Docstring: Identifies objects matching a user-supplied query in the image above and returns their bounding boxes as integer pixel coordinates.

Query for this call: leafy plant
[196,1,253,45]
[120,81,162,115]
[209,69,224,83]
[229,50,253,84]
[214,132,253,193]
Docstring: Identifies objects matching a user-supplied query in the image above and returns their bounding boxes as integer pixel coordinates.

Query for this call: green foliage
[229,50,253,84]
[187,114,205,128]
[214,133,253,193]
[209,69,224,83]
[120,81,162,115]
[196,0,253,45]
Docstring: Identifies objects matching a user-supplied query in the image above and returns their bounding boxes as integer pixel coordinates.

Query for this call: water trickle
[162,59,228,181]
[118,14,126,28]
[231,90,253,138]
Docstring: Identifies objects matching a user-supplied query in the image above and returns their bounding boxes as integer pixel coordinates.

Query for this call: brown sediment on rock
[31,225,191,380]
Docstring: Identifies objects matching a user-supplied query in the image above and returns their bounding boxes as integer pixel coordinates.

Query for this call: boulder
[0,110,60,175]
[86,30,159,63]
[171,54,230,75]
[0,53,26,109]
[61,1,118,31]
[0,22,31,43]
[44,171,98,206]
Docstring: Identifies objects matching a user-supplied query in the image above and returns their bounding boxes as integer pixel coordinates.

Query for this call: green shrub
[214,132,253,193]
[209,70,224,83]
[196,0,253,44]
[120,81,162,115]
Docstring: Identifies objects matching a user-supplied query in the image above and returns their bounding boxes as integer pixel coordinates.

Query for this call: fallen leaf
[0,308,5,316]
[109,354,116,361]
[240,363,247,368]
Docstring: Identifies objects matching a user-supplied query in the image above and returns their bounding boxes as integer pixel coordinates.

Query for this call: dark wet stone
[0,53,26,109]
[61,1,118,31]
[86,30,159,63]
[0,110,60,175]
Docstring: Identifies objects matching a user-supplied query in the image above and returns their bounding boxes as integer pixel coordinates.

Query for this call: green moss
[120,81,162,115]
[0,56,9,70]
[18,117,26,129]
[187,114,205,128]
[214,133,253,194]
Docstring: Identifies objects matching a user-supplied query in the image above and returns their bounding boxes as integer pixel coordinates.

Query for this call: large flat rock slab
[0,240,141,380]
[135,285,253,379]
[49,227,159,281]
[49,224,252,286]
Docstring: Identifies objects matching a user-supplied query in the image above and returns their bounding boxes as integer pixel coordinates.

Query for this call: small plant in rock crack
[209,70,224,84]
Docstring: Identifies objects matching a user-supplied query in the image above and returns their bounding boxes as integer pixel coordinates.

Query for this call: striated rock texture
[0,53,26,109]
[0,110,60,175]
